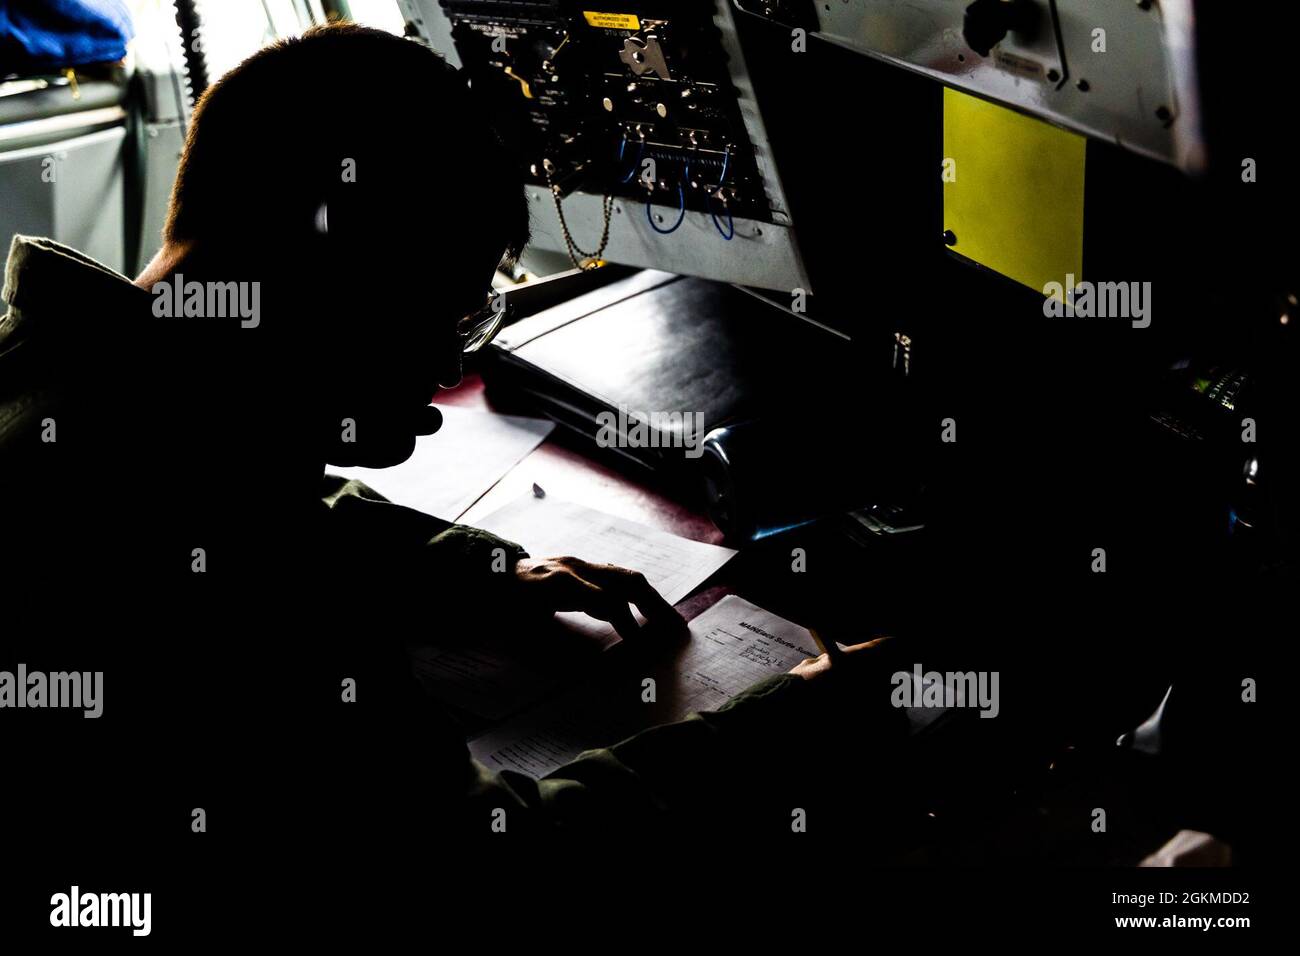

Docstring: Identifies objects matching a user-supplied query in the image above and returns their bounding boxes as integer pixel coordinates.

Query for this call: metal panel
[740,0,1204,172]
[524,185,806,291]
[400,0,811,291]
[397,0,463,66]
[55,127,128,273]
[0,126,128,277]
[0,153,55,261]
[942,87,1086,293]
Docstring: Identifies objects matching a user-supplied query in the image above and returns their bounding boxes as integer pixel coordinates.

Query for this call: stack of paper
[411,493,738,719]
[469,595,819,778]
[327,404,554,521]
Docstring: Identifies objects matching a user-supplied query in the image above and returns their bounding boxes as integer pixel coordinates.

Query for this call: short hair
[163,22,529,264]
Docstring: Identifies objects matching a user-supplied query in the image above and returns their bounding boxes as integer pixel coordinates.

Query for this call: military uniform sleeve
[457,639,912,834]
[460,672,831,833]
[320,473,528,583]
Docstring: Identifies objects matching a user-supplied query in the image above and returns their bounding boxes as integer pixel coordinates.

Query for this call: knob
[963,0,1038,58]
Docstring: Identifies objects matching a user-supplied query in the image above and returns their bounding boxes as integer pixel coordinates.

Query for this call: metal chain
[546,174,615,270]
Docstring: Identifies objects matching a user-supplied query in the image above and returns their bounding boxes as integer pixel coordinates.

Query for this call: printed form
[411,494,738,719]
[469,594,820,779]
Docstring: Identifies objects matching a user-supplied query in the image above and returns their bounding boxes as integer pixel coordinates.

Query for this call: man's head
[153,22,529,468]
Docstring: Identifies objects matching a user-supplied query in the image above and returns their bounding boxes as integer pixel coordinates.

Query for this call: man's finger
[595,599,642,642]
[557,573,644,641]
[576,580,643,641]
[581,563,683,631]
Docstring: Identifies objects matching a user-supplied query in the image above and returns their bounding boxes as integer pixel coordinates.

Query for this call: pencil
[808,627,843,662]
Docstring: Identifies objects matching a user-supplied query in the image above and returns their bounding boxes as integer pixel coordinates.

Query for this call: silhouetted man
[1,25,901,871]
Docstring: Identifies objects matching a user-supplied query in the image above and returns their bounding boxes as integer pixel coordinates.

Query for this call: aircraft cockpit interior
[2,0,1292,931]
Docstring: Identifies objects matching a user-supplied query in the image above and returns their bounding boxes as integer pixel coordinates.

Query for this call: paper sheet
[476,493,738,645]
[412,494,737,720]
[469,594,817,779]
[327,404,553,521]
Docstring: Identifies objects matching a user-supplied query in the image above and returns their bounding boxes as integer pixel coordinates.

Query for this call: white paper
[475,493,738,647]
[327,404,553,521]
[469,595,816,779]
[413,494,738,720]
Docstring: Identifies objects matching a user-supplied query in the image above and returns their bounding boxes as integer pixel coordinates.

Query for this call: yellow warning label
[583,11,641,30]
[943,87,1086,296]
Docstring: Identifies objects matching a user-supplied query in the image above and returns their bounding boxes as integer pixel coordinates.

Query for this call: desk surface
[438,372,1159,747]
[441,371,920,642]
[439,370,938,650]
[443,370,730,623]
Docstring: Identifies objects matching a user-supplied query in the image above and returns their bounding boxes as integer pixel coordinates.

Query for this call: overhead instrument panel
[396,0,809,292]
[734,0,1206,172]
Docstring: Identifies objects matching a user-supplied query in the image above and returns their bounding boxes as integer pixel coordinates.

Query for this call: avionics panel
[734,0,1205,172]
[398,0,809,292]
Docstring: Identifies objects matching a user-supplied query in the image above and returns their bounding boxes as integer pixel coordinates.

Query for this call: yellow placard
[942,87,1086,295]
[583,11,641,30]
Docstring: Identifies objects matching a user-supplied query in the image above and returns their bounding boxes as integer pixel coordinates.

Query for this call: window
[343,0,405,35]
[128,0,405,93]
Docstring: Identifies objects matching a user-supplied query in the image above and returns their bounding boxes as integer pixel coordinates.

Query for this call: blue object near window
[1,0,135,75]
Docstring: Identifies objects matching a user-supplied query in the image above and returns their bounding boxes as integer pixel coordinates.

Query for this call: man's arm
[322,474,689,642]
[319,474,903,835]
[459,640,906,834]
[321,473,528,578]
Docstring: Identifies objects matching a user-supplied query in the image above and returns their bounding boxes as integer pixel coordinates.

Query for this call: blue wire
[618,136,644,184]
[646,160,686,234]
[709,194,735,240]
[715,146,730,189]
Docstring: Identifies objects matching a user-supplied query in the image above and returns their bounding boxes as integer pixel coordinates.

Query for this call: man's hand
[513,556,685,641]
[789,637,894,681]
